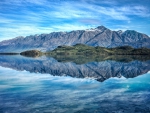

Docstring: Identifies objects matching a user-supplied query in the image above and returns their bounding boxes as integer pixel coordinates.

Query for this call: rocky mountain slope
[0,26,150,52]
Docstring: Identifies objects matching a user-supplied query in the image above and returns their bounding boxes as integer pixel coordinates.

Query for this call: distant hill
[46,44,150,56]
[19,44,150,63]
[43,44,150,64]
[0,26,150,52]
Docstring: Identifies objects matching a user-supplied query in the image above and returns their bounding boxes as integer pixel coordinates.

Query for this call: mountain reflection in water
[0,55,150,82]
[0,55,150,113]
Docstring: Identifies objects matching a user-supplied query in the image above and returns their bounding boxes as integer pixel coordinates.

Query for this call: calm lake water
[0,55,150,113]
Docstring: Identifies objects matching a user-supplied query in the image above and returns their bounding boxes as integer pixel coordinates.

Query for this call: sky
[0,0,150,41]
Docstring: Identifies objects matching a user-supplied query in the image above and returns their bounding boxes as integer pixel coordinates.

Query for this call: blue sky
[0,0,150,41]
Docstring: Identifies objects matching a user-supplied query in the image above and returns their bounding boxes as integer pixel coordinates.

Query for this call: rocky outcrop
[0,26,149,52]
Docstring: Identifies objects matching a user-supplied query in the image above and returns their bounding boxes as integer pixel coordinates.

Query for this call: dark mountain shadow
[0,55,150,82]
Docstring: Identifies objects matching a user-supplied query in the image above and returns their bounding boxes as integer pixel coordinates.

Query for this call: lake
[0,55,150,113]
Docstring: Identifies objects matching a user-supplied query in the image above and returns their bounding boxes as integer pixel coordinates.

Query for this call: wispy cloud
[0,26,52,41]
[79,19,101,24]
[0,17,14,24]
[0,0,149,41]
[0,23,96,41]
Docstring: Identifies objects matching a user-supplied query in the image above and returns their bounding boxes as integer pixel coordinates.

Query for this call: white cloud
[25,0,49,5]
[0,24,97,41]
[0,25,53,41]
[0,0,149,41]
[118,6,150,17]
[79,18,101,24]
[52,24,96,31]
[0,18,14,24]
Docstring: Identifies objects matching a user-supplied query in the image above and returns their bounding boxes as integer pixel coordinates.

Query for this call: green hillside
[46,44,150,56]
[19,44,150,63]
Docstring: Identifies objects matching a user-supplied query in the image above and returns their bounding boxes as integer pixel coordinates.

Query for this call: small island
[20,50,43,57]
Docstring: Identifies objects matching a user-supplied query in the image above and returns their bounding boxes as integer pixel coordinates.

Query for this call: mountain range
[0,26,150,52]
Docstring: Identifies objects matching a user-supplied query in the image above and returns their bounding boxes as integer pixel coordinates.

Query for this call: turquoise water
[0,56,150,113]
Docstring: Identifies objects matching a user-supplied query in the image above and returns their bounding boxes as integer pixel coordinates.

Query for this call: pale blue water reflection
[0,66,150,113]
[0,55,150,82]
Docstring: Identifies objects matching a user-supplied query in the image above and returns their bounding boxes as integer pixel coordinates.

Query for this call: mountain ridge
[0,26,149,52]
